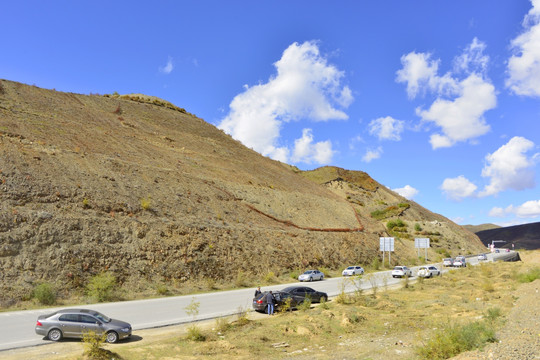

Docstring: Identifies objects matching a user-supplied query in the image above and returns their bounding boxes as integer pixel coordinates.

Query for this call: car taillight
[36,321,43,326]
[257,299,263,304]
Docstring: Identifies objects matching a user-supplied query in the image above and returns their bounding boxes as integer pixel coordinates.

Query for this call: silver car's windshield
[93,311,111,323]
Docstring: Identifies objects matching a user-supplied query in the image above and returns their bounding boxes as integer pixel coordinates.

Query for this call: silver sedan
[35,309,132,343]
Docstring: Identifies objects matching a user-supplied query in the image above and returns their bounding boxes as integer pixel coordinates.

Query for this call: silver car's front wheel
[106,331,119,343]
[48,328,62,341]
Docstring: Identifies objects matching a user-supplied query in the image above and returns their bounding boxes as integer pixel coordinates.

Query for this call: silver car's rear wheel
[48,328,62,341]
[106,331,119,343]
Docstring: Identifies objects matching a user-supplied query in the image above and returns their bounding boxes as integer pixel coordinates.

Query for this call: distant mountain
[463,223,501,233]
[475,222,540,250]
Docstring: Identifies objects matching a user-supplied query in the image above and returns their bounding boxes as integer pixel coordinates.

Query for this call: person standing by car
[254,287,262,297]
[266,291,275,315]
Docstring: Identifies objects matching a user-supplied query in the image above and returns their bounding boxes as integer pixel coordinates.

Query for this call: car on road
[298,269,324,282]
[417,266,441,278]
[252,286,328,312]
[443,258,454,267]
[453,256,467,267]
[391,266,412,278]
[342,265,364,276]
[477,253,488,261]
[35,309,132,343]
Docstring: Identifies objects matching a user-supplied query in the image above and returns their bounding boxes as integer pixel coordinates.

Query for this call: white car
[477,253,488,261]
[443,258,454,267]
[391,266,412,278]
[342,266,364,276]
[453,256,467,267]
[298,270,324,282]
[417,266,441,278]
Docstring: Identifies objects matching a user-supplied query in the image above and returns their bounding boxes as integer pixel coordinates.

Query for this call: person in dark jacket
[266,291,275,315]
[254,287,262,297]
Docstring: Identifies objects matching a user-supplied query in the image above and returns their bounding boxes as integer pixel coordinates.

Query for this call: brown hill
[463,223,501,233]
[0,80,485,304]
[475,222,540,250]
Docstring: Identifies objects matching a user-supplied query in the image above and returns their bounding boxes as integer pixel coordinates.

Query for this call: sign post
[415,238,430,262]
[379,237,394,268]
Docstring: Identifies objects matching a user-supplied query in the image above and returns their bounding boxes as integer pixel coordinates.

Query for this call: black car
[252,286,328,313]
[281,286,328,303]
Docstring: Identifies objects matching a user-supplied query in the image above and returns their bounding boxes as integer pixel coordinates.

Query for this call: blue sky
[3,1,540,227]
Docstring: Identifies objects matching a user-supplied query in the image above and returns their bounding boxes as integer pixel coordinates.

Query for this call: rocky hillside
[0,80,485,304]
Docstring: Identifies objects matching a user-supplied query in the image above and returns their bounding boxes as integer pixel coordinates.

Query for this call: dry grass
[104,260,537,359]
[6,254,539,360]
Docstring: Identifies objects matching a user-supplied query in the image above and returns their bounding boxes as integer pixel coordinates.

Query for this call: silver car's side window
[59,314,79,322]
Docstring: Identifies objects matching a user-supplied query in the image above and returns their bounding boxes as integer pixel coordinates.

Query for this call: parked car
[342,265,365,276]
[298,270,324,282]
[281,286,328,303]
[443,258,454,267]
[35,309,132,343]
[252,286,328,312]
[391,266,412,278]
[417,266,441,278]
[453,256,467,267]
[477,253,488,261]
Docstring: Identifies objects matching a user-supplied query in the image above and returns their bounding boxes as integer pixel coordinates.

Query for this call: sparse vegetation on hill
[0,79,485,307]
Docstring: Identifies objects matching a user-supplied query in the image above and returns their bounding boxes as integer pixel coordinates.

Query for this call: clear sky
[3,1,540,227]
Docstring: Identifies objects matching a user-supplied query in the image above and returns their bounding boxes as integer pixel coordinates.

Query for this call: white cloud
[479,136,537,196]
[348,135,364,151]
[369,116,404,141]
[418,74,495,149]
[392,185,419,199]
[452,216,465,224]
[453,37,489,75]
[506,0,540,97]
[291,128,334,164]
[362,147,383,163]
[397,38,496,149]
[440,175,478,201]
[217,41,352,164]
[159,56,174,74]
[488,206,507,217]
[489,200,540,219]
[514,200,540,218]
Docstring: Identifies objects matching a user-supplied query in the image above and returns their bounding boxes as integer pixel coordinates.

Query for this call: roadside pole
[380,237,394,268]
[415,238,430,263]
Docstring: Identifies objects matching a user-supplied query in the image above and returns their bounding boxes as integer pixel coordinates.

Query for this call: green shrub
[264,271,276,284]
[82,198,90,209]
[236,306,250,325]
[415,223,422,231]
[319,296,329,309]
[485,307,502,323]
[369,257,381,271]
[515,267,540,283]
[156,284,169,296]
[186,325,206,341]
[235,271,250,288]
[214,317,231,334]
[33,283,56,305]
[86,272,117,302]
[279,297,293,313]
[298,296,312,312]
[140,197,151,211]
[417,321,496,359]
[387,219,406,230]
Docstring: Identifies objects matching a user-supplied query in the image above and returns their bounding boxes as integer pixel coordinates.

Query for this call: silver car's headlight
[121,327,130,332]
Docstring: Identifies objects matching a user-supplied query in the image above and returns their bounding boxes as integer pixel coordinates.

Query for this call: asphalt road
[0,250,511,352]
